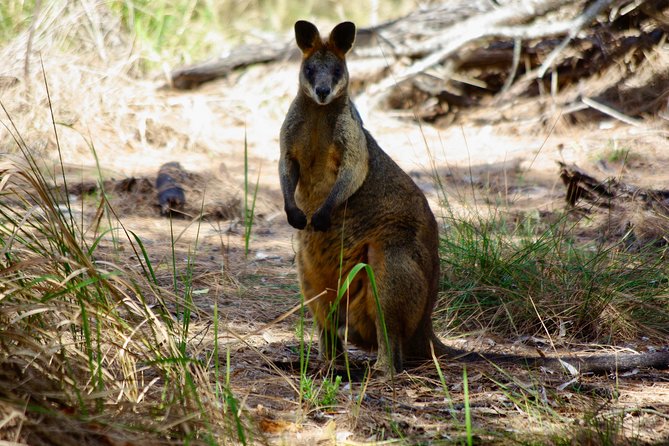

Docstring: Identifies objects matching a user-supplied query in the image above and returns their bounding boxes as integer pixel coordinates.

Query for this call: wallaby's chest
[293,124,343,213]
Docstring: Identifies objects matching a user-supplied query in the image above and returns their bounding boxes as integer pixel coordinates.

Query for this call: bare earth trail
[82,59,669,443]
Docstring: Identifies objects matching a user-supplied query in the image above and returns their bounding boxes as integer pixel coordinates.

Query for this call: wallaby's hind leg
[304,292,344,362]
[368,244,431,374]
[298,266,344,363]
[317,319,343,362]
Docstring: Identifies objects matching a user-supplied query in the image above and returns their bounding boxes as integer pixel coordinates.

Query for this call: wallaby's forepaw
[311,208,331,231]
[286,207,307,229]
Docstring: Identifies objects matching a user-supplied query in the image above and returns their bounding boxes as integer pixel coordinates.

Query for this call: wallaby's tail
[406,329,467,361]
[539,350,669,374]
[418,332,669,375]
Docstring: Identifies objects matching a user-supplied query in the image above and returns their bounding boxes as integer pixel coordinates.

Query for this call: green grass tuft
[0,0,37,42]
[438,210,669,343]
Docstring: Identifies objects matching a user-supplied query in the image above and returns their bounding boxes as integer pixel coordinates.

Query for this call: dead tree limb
[170,0,560,89]
[170,41,295,89]
[366,0,612,99]
[536,0,614,77]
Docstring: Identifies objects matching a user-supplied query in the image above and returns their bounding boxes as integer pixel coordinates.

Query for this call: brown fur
[279,20,669,376]
[279,20,443,374]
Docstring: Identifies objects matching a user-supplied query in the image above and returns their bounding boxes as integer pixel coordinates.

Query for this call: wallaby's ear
[329,21,356,55]
[295,20,321,53]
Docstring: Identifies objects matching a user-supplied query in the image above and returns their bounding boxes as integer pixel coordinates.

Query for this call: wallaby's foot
[372,357,395,377]
[373,332,403,376]
[318,327,343,362]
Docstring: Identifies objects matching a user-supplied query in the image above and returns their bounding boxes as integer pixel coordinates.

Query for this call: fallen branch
[536,0,614,77]
[170,41,294,89]
[169,0,581,90]
[581,97,643,127]
[559,162,669,208]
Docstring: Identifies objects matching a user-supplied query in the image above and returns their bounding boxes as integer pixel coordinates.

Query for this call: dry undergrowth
[2,2,669,445]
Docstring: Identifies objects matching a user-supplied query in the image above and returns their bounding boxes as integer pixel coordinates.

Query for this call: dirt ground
[4,44,669,442]
[68,57,669,444]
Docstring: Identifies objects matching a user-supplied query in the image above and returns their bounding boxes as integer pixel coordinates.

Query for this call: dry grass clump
[0,132,253,443]
[0,0,255,180]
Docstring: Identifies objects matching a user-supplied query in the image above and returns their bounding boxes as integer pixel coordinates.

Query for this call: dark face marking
[300,50,348,105]
[303,63,316,85]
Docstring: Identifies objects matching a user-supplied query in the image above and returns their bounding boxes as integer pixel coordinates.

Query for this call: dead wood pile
[170,0,669,126]
[559,162,669,249]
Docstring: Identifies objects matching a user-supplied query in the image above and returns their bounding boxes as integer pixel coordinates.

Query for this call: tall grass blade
[337,263,393,380]
[463,365,473,446]
[242,129,261,257]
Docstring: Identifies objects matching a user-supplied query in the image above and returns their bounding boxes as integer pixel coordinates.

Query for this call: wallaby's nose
[315,86,330,102]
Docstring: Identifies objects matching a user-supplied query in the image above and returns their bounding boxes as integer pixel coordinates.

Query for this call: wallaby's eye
[333,66,342,78]
[304,66,314,78]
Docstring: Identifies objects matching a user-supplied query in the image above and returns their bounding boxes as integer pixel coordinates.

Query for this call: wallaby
[279,20,669,376]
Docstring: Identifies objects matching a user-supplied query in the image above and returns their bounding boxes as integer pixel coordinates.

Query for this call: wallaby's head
[294,20,356,105]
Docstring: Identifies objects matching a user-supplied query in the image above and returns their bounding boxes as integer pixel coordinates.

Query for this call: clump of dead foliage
[560,161,669,248]
[172,0,669,128]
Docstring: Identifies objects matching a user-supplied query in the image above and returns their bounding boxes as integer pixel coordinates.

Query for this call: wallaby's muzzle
[314,85,331,103]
